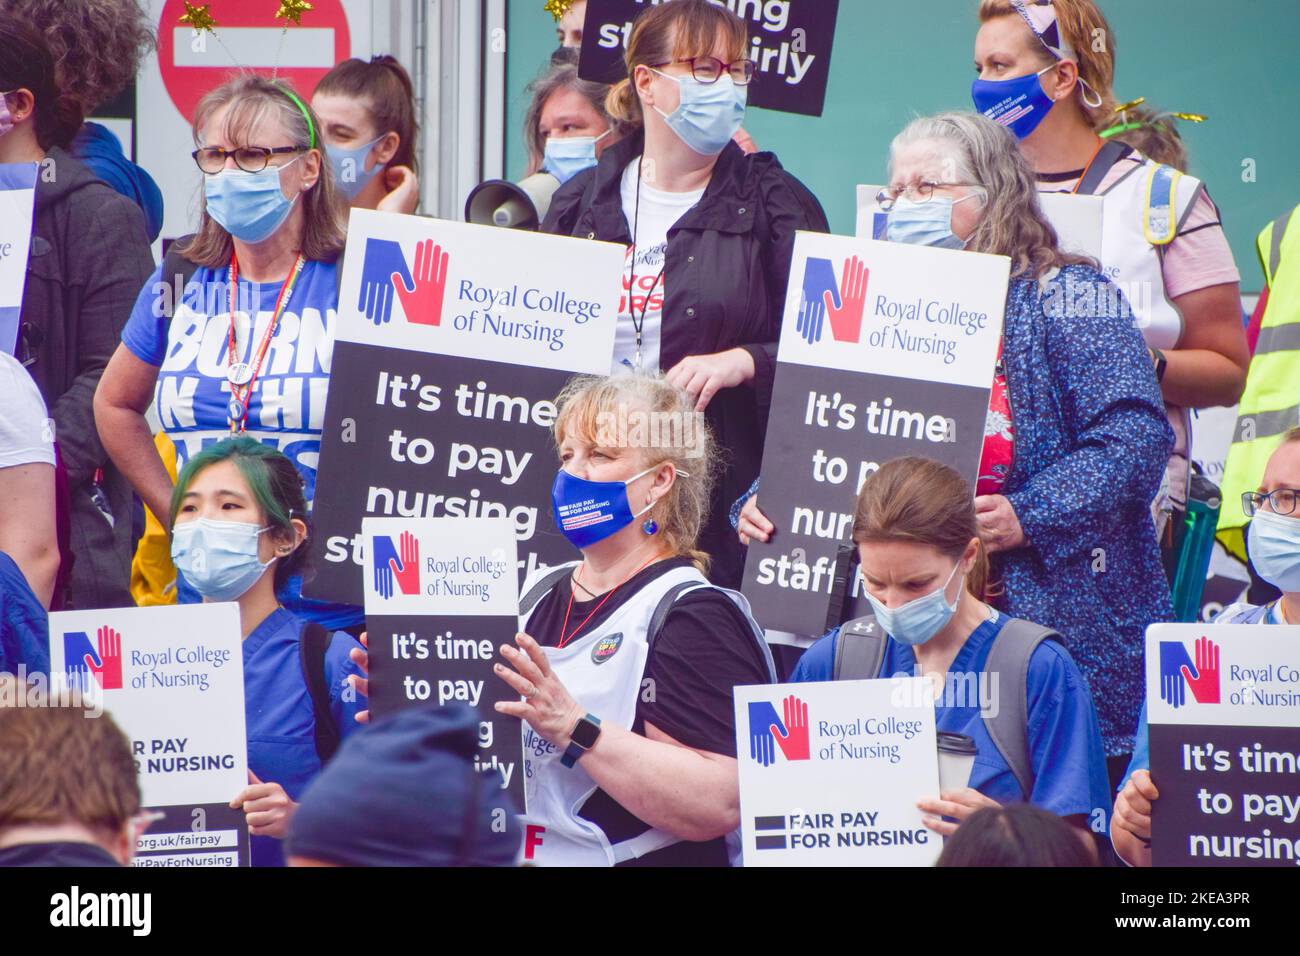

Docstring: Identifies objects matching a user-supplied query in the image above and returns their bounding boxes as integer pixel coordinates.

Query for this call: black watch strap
[561,713,602,769]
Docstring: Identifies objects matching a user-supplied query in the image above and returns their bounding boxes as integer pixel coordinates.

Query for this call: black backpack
[299,622,341,764]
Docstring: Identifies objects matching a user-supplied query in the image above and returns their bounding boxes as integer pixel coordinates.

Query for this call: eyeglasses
[876,181,986,211]
[192,145,303,174]
[651,57,756,86]
[1243,489,1300,517]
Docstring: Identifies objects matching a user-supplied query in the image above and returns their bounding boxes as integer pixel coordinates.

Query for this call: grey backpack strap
[648,582,778,682]
[518,564,576,618]
[647,582,702,650]
[831,614,888,681]
[982,618,1062,801]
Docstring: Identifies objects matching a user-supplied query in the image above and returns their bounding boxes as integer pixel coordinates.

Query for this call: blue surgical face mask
[1248,509,1300,592]
[171,518,277,602]
[651,70,746,156]
[326,135,385,200]
[553,465,678,550]
[543,129,611,185]
[204,156,301,243]
[865,561,963,647]
[971,64,1057,140]
[886,194,979,250]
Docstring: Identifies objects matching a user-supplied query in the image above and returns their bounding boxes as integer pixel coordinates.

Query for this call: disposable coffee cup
[936,732,977,794]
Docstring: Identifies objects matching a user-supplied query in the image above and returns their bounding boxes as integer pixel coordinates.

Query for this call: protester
[166,437,365,867]
[287,704,519,866]
[789,458,1111,842]
[544,0,828,589]
[523,61,629,181]
[552,0,588,51]
[936,804,1099,867]
[313,55,421,213]
[0,353,58,610]
[0,0,163,242]
[1112,429,1300,867]
[498,375,773,865]
[95,74,361,630]
[973,0,1247,545]
[0,695,141,866]
[737,111,1174,774]
[1,20,154,612]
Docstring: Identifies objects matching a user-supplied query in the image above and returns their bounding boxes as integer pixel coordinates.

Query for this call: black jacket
[543,132,828,587]
[20,148,155,609]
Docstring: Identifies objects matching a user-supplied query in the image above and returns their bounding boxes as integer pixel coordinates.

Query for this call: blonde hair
[180,74,346,267]
[978,0,1118,131]
[890,112,1096,280]
[605,0,748,127]
[554,374,714,572]
[852,457,988,601]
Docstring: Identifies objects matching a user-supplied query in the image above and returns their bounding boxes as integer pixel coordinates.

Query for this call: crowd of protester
[0,0,1295,870]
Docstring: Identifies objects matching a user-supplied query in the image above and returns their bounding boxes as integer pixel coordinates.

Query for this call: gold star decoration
[275,0,313,27]
[178,1,217,33]
[544,0,575,22]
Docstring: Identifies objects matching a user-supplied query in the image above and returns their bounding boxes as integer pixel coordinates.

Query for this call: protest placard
[734,677,940,865]
[579,0,840,116]
[47,604,249,867]
[0,163,39,356]
[306,209,622,606]
[1146,623,1300,867]
[740,233,1007,634]
[362,516,525,812]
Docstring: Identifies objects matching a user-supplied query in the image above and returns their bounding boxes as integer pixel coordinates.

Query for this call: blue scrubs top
[179,570,364,632]
[0,552,48,676]
[243,608,365,867]
[792,611,1112,825]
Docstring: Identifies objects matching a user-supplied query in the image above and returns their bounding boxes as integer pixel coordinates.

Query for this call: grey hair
[522,62,629,176]
[889,111,1096,280]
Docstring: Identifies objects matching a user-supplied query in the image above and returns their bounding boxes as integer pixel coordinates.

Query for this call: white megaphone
[464,172,561,230]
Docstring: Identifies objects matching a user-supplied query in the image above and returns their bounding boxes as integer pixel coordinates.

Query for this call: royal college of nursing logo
[1159,635,1222,708]
[63,627,124,691]
[372,531,421,600]
[747,694,811,767]
[357,238,450,328]
[795,255,869,345]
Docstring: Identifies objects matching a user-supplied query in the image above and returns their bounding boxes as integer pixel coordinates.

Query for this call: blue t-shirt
[242,608,365,868]
[0,552,48,676]
[123,259,361,629]
[792,612,1111,826]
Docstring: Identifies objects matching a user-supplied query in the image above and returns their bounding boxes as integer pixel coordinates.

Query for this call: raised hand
[826,256,868,343]
[393,239,450,327]
[373,536,401,600]
[359,239,413,326]
[771,694,810,761]
[1159,641,1194,709]
[796,257,838,345]
[90,626,123,690]
[747,700,787,767]
[1180,636,1221,704]
[390,531,420,596]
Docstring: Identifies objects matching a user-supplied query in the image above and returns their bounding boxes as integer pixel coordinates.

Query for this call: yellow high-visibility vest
[129,431,179,606]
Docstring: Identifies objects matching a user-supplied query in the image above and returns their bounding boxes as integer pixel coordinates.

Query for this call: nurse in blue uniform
[167,436,365,867]
[791,457,1112,841]
[1113,430,1300,866]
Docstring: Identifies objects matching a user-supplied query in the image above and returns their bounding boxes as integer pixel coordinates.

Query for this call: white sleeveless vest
[517,561,775,867]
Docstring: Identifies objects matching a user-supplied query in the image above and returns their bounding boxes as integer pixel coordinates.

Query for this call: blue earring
[642,519,658,536]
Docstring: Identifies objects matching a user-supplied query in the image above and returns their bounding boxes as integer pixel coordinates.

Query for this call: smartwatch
[561,713,602,769]
[1150,347,1168,383]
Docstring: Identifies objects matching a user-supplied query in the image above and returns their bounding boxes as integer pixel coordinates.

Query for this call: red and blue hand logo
[1159,636,1221,708]
[373,531,421,599]
[748,695,810,767]
[359,238,450,327]
[63,627,123,691]
[797,256,868,345]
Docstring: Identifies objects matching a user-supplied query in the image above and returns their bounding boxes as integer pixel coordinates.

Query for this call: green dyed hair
[169,436,312,591]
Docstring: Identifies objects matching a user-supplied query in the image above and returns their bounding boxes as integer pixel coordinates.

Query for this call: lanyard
[625,156,667,372]
[1070,139,1107,195]
[558,554,660,649]
[225,252,306,433]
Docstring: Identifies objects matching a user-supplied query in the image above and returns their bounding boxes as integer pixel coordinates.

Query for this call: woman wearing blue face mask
[523,60,627,185]
[489,374,775,866]
[790,457,1112,846]
[738,112,1175,780]
[313,55,421,215]
[1113,429,1300,867]
[96,75,362,633]
[543,0,828,591]
[167,437,366,868]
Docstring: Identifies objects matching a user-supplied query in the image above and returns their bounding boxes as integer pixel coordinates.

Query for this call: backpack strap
[518,564,577,618]
[160,235,201,319]
[645,581,778,683]
[299,622,342,764]
[646,582,704,651]
[831,614,888,681]
[1074,140,1132,196]
[981,618,1062,801]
